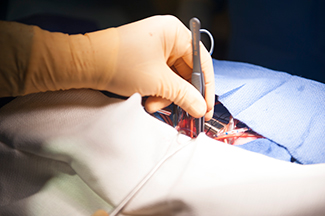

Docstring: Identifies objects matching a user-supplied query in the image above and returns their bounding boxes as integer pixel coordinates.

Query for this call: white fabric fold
[1,89,325,216]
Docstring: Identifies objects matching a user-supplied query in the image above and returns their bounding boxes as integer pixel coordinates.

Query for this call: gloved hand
[0,15,214,119]
[111,15,215,120]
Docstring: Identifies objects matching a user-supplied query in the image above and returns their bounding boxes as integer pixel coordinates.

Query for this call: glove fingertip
[205,108,214,121]
[185,97,207,118]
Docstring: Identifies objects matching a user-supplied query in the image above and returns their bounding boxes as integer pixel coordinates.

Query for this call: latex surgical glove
[0,15,214,119]
[113,15,215,119]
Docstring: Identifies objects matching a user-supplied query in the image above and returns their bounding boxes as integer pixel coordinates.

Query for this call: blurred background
[0,0,324,83]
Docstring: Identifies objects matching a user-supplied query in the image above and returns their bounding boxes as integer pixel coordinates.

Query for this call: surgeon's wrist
[85,28,119,91]
[24,26,119,95]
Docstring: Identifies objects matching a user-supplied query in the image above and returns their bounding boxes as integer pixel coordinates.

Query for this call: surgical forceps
[190,17,205,134]
[173,18,214,137]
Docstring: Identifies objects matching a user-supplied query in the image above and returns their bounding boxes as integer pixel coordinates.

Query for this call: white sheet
[1,89,325,215]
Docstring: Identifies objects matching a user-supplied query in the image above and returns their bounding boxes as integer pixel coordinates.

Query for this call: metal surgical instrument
[190,17,205,134]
